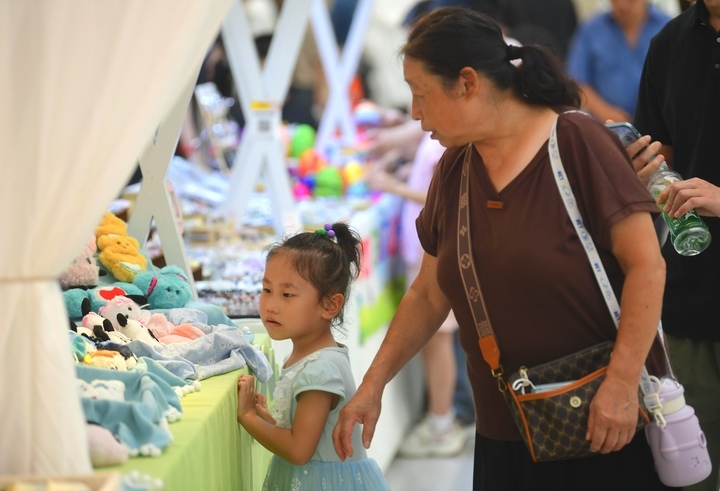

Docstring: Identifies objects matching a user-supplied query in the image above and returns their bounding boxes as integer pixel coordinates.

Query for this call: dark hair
[265,223,362,333]
[401,7,580,108]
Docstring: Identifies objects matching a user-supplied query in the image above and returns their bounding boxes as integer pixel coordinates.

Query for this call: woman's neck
[473,100,556,159]
[470,100,558,192]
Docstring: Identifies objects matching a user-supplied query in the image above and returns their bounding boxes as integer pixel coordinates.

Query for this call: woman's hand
[332,380,384,461]
[657,178,720,218]
[237,374,258,424]
[586,375,640,453]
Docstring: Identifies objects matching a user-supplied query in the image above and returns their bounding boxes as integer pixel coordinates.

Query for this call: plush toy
[146,313,205,344]
[69,331,95,364]
[79,306,132,347]
[99,295,151,331]
[95,212,148,282]
[85,350,128,371]
[95,211,129,238]
[64,283,146,319]
[132,265,193,310]
[97,234,148,283]
[115,314,159,345]
[92,319,134,346]
[59,234,102,290]
[96,341,137,369]
[87,422,130,468]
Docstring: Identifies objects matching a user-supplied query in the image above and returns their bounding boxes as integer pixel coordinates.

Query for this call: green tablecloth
[98,334,276,491]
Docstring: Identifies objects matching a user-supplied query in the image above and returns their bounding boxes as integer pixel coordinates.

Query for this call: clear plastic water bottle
[647,163,711,256]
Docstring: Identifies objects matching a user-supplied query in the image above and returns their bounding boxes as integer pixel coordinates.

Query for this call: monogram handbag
[456,117,657,462]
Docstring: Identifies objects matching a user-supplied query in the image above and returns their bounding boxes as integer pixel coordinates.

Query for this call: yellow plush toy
[95,212,147,283]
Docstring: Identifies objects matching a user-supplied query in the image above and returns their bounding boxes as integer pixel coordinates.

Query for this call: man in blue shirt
[567,0,671,122]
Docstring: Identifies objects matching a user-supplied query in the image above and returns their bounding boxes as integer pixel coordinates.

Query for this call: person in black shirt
[633,1,720,490]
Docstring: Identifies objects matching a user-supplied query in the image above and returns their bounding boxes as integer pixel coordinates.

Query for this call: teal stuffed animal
[132,265,192,310]
[64,283,146,319]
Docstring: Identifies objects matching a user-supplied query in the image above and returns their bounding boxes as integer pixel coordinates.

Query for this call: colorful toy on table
[353,99,383,128]
[99,295,151,331]
[59,233,102,290]
[292,181,313,200]
[64,282,146,319]
[69,330,95,363]
[115,314,160,345]
[297,148,326,176]
[346,180,369,199]
[342,159,365,185]
[132,265,193,310]
[85,349,129,371]
[95,211,148,283]
[87,422,130,468]
[289,123,316,158]
[146,313,205,344]
[80,298,133,346]
[313,166,344,197]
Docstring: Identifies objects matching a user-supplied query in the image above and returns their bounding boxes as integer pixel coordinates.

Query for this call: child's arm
[255,393,275,425]
[238,374,335,466]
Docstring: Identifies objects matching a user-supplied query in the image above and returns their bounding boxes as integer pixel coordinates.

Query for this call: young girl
[237,222,390,490]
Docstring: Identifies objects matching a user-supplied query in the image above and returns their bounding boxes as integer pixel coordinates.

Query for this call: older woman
[333,7,670,490]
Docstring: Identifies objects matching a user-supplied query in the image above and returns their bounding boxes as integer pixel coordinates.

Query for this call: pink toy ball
[293,181,312,200]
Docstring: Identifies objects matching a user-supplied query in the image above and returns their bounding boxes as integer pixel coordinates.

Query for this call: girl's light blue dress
[262,345,390,491]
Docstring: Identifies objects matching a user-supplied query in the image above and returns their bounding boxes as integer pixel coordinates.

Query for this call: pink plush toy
[146,313,205,344]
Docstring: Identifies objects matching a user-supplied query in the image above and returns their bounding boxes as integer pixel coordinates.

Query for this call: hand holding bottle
[647,164,711,256]
[656,177,720,219]
[606,122,711,256]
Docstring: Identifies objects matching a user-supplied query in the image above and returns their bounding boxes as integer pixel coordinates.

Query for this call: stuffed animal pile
[95,212,148,283]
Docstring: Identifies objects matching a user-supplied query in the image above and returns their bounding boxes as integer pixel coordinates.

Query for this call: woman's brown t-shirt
[417,111,660,441]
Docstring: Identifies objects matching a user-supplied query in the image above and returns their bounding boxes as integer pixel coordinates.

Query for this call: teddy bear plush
[132,265,193,310]
[95,212,148,283]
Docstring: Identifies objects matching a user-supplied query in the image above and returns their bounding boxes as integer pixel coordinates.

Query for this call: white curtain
[0,0,232,474]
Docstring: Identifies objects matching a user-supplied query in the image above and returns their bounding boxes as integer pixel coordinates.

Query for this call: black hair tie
[505,44,523,62]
